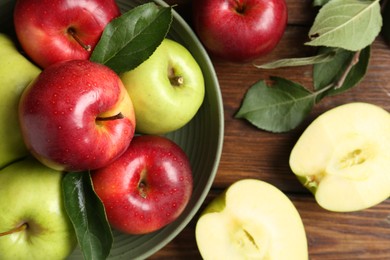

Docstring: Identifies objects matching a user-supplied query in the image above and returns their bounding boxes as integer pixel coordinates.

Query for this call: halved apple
[290,102,390,212]
[195,179,308,260]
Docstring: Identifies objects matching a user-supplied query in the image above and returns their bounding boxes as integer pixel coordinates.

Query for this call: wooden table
[151,1,390,259]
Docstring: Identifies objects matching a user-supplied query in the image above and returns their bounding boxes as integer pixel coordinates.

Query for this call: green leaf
[313,0,331,6]
[62,172,113,260]
[254,48,338,69]
[235,77,316,132]
[306,0,382,51]
[313,46,370,100]
[90,3,173,74]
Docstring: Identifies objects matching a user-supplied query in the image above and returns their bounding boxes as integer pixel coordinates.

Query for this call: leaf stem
[314,50,361,95]
[334,50,361,89]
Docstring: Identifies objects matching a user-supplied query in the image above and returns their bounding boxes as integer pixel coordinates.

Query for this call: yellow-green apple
[193,0,288,62]
[13,0,120,68]
[0,33,41,169]
[195,179,308,259]
[0,156,77,259]
[290,102,390,212]
[91,135,193,234]
[120,38,205,135]
[19,59,136,172]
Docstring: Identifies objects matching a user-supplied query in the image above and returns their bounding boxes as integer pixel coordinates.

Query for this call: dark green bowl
[0,0,224,259]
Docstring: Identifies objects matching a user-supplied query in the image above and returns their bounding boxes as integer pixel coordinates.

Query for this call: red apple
[91,135,193,235]
[13,0,120,68]
[192,0,288,62]
[19,59,136,172]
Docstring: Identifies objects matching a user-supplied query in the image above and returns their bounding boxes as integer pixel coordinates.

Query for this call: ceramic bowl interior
[0,0,224,259]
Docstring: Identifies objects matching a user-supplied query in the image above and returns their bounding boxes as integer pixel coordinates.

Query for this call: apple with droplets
[18,59,136,172]
[290,102,390,212]
[13,0,121,68]
[91,135,193,234]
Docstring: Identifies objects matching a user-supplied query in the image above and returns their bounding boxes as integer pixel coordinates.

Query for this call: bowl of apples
[0,0,223,259]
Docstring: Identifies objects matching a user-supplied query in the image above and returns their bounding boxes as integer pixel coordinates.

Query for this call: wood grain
[152,0,390,259]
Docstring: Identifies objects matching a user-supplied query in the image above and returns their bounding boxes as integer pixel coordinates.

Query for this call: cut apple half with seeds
[290,102,390,212]
[195,179,308,260]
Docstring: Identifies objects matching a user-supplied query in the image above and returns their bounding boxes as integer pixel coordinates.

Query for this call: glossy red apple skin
[14,0,120,68]
[91,135,193,235]
[193,0,288,62]
[19,60,136,172]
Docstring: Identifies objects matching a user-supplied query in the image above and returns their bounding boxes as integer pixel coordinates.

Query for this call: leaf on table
[254,48,338,69]
[90,2,173,74]
[306,0,382,51]
[62,171,113,260]
[235,77,316,133]
[313,46,371,101]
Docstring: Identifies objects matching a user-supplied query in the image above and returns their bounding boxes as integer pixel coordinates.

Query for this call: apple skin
[0,156,77,259]
[195,179,308,259]
[0,33,41,169]
[14,0,120,68]
[120,38,205,135]
[91,135,193,235]
[192,0,288,62]
[19,59,136,172]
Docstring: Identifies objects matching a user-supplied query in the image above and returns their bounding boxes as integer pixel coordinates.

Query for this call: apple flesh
[19,59,136,172]
[120,38,205,135]
[0,157,77,259]
[14,0,120,68]
[192,0,288,62]
[290,102,390,212]
[0,33,41,169]
[196,179,308,259]
[91,135,193,235]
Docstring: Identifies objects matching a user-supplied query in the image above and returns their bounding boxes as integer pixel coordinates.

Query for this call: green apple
[290,102,390,212]
[195,179,308,259]
[120,38,205,135]
[0,33,41,169]
[0,156,77,259]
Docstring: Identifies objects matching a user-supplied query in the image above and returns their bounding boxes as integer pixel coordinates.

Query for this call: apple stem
[96,112,124,122]
[0,223,28,237]
[138,182,148,198]
[234,0,246,14]
[170,76,184,86]
[68,28,92,52]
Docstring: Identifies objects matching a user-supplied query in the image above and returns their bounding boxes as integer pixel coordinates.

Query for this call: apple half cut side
[195,179,308,260]
[290,102,390,212]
